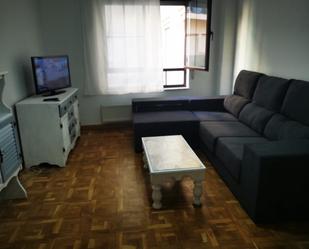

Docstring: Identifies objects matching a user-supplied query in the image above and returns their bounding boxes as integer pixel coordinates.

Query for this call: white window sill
[163,86,190,91]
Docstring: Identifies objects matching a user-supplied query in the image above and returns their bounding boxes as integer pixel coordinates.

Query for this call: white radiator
[100,105,132,123]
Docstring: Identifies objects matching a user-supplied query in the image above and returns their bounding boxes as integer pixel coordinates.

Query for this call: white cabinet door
[61,113,71,154]
[73,100,80,136]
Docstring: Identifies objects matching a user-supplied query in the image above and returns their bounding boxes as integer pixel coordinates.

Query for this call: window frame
[160,0,212,89]
[163,68,187,88]
[185,0,213,71]
[161,2,187,88]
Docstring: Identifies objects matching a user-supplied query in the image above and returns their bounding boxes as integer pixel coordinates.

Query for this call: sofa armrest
[241,139,309,222]
[189,96,226,111]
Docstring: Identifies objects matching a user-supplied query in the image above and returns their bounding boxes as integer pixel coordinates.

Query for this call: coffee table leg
[152,184,162,209]
[193,181,203,206]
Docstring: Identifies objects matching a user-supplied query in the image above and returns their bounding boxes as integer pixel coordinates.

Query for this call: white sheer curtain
[81,0,163,95]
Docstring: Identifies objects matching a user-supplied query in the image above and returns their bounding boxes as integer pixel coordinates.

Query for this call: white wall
[2,0,308,125]
[234,0,309,81]
[214,0,238,95]
[38,0,238,125]
[0,0,43,107]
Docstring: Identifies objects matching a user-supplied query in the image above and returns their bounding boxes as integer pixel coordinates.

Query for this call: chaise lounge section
[132,97,200,152]
[132,70,309,223]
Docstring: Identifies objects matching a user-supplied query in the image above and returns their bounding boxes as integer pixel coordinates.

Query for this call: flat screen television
[31,55,71,96]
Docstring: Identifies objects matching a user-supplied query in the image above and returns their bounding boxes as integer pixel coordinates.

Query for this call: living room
[0,0,309,248]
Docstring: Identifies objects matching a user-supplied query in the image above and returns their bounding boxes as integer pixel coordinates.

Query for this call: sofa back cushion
[223,70,263,117]
[264,114,309,140]
[238,75,290,134]
[239,103,274,133]
[239,75,289,133]
[224,95,250,117]
[189,97,226,112]
[281,80,309,126]
[233,70,263,99]
[132,98,189,113]
[252,75,290,112]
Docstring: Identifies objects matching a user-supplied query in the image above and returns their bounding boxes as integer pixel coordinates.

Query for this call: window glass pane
[163,70,185,86]
[160,6,185,68]
[186,0,209,68]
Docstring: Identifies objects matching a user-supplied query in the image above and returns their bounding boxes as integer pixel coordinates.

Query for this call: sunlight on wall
[233,0,263,82]
[233,0,252,81]
[215,0,238,95]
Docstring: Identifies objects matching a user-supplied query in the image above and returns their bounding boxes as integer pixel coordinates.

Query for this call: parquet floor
[1,126,309,249]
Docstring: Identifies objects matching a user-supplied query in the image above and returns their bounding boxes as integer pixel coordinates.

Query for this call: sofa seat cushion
[133,111,198,124]
[264,114,309,140]
[215,137,268,181]
[239,103,274,134]
[193,111,238,122]
[224,95,250,117]
[199,121,260,152]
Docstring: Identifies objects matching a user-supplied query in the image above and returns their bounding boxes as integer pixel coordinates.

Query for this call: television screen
[31,55,71,95]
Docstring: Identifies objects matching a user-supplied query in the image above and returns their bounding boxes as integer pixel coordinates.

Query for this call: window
[82,0,212,95]
[160,0,212,88]
[82,0,163,95]
[161,5,186,88]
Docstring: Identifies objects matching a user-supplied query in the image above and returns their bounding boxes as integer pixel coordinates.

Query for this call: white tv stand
[16,88,80,168]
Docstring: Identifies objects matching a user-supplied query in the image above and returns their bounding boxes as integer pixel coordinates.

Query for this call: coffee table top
[142,135,205,174]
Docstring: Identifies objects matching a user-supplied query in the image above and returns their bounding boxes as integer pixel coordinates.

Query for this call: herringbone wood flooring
[0,126,309,249]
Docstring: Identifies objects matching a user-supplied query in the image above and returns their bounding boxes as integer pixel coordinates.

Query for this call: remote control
[43,97,60,102]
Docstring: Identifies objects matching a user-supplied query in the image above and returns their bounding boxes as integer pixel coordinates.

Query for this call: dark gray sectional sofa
[132,70,309,223]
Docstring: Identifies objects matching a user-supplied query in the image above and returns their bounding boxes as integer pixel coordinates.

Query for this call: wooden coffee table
[142,135,206,209]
